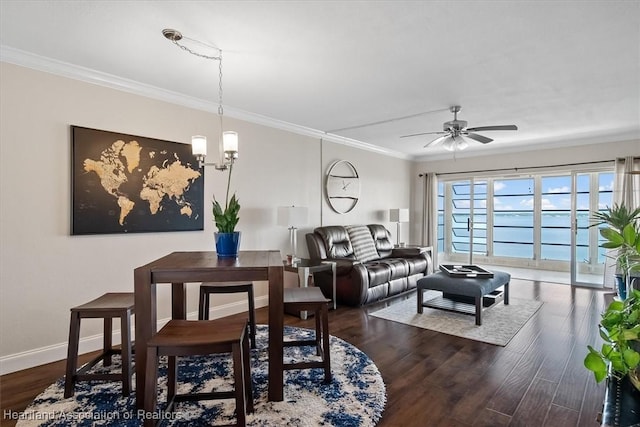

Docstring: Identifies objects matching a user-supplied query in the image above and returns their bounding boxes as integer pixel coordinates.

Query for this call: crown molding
[1,45,410,160]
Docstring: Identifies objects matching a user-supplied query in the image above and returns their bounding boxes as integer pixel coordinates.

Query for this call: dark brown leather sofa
[305,224,433,306]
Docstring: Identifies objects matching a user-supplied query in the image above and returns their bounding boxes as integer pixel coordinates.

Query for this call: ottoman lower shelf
[442,289,505,308]
[422,290,505,317]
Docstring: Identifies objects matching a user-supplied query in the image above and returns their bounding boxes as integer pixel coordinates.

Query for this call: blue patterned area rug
[16,325,386,427]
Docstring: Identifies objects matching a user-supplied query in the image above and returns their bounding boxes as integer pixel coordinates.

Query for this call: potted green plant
[591,203,640,232]
[212,162,241,258]
[602,223,640,298]
[584,289,640,391]
[585,214,640,391]
[591,204,640,299]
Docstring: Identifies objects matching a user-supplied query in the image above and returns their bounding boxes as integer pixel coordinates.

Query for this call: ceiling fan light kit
[401,105,518,152]
[442,136,468,151]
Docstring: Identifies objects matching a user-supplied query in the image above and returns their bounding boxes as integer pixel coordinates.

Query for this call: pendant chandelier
[163,28,237,170]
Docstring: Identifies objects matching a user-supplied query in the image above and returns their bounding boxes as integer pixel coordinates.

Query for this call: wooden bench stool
[283,287,332,383]
[144,319,253,427]
[199,282,256,349]
[64,292,134,398]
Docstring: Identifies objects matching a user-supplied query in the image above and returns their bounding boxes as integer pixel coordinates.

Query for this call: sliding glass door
[571,171,612,287]
[437,169,613,286]
[447,179,487,264]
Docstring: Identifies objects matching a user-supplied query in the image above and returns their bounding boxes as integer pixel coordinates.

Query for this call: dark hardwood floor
[1,278,608,426]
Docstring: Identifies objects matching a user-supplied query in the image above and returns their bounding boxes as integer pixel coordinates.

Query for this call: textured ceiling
[1,1,638,159]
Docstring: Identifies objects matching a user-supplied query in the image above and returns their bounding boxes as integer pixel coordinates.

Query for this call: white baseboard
[0,295,268,375]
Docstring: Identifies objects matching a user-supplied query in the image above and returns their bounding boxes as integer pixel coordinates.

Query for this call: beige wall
[2,60,636,373]
[0,62,413,373]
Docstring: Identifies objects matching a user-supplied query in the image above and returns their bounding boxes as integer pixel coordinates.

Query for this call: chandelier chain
[166,37,224,116]
[218,52,224,137]
[168,38,221,61]
[218,52,224,116]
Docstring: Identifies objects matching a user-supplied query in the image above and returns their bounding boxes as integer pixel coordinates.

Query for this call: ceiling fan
[400,105,518,151]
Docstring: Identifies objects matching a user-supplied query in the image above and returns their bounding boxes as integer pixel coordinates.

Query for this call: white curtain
[604,156,640,287]
[421,173,438,266]
[613,156,640,208]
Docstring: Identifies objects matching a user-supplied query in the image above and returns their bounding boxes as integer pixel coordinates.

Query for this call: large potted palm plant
[591,204,640,232]
[591,203,640,298]
[601,222,640,299]
[212,163,241,258]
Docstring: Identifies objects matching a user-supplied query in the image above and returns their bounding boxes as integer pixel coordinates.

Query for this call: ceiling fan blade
[465,133,493,144]
[466,125,518,132]
[424,135,448,148]
[400,131,447,139]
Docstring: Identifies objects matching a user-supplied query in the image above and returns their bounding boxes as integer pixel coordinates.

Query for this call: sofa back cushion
[315,226,355,259]
[346,225,380,263]
[368,224,394,258]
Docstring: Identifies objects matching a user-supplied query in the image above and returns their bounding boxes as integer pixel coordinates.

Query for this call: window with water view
[437,170,614,284]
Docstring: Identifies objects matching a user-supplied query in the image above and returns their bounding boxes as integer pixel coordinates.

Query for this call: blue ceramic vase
[615,275,627,300]
[215,231,241,258]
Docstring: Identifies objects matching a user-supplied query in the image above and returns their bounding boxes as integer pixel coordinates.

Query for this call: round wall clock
[325,160,360,214]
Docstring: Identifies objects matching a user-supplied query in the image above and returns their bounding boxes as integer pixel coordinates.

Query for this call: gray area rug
[369,292,542,346]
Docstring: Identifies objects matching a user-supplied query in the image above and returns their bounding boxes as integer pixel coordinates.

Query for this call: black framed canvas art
[71,126,204,235]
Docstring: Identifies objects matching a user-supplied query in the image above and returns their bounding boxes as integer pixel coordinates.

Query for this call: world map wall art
[71,126,204,235]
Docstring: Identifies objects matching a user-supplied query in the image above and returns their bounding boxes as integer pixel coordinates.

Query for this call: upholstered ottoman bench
[416,270,510,325]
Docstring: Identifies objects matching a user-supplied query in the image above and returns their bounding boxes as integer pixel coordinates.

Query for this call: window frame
[436,168,614,273]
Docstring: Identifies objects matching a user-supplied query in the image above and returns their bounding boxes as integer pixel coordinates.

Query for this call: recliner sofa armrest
[324,258,362,275]
[314,260,369,306]
[306,232,327,260]
[388,247,433,275]
[391,247,431,258]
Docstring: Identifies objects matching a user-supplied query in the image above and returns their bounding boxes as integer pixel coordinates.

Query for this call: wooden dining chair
[198,282,257,349]
[143,318,253,427]
[283,287,332,383]
[64,293,134,398]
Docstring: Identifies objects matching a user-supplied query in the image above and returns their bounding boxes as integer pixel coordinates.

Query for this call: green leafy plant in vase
[585,206,640,390]
[584,289,640,390]
[601,223,640,299]
[212,163,241,257]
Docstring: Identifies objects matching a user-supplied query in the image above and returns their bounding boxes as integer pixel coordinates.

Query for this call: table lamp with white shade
[389,208,409,247]
[277,206,308,264]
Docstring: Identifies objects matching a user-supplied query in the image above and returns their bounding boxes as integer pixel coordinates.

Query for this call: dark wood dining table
[133,250,284,409]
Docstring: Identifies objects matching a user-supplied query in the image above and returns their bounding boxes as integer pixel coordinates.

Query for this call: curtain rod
[420,159,615,177]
